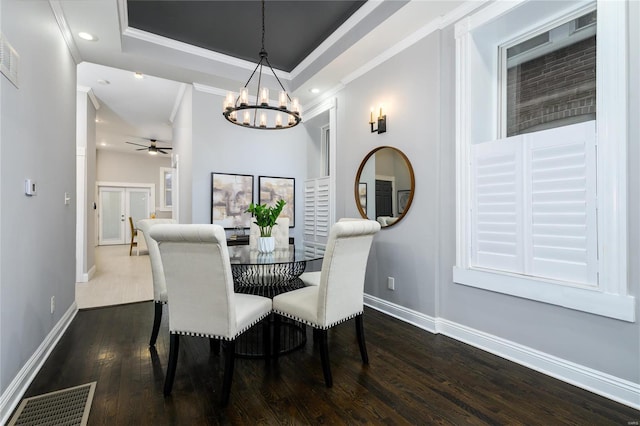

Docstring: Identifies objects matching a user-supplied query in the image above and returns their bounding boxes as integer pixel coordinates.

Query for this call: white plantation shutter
[470,121,597,286]
[471,138,523,273]
[526,121,597,285]
[304,180,316,240]
[315,178,330,240]
[304,177,331,255]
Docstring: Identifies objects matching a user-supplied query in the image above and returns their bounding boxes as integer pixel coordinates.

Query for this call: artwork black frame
[211,172,254,229]
[398,190,411,215]
[258,176,295,227]
[358,182,367,215]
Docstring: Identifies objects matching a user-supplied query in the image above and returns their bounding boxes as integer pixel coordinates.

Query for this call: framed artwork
[258,176,295,227]
[398,190,411,215]
[211,173,254,229]
[358,182,367,215]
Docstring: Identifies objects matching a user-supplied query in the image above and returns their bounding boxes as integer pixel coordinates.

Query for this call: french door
[98,187,150,245]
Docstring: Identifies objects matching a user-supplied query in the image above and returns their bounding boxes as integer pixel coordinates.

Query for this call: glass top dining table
[226,244,323,358]
[227,244,323,298]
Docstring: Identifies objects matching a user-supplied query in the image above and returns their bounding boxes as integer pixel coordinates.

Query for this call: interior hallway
[76,244,153,309]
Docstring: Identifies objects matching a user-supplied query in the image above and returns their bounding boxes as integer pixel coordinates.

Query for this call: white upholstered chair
[272,219,380,387]
[299,218,359,287]
[136,218,176,346]
[149,224,272,405]
[249,217,290,249]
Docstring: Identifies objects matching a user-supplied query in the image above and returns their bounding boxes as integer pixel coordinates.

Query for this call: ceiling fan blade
[126,141,148,148]
[136,148,147,151]
[158,147,173,150]
[158,149,169,154]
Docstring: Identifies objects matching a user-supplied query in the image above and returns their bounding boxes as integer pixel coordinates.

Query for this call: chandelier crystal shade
[222,0,301,130]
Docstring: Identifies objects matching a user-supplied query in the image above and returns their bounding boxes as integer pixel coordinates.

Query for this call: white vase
[258,236,275,253]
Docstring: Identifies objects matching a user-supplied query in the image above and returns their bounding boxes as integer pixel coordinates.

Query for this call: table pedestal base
[234,315,306,359]
[234,280,307,358]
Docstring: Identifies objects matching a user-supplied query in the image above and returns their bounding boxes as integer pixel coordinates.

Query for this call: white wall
[334,12,640,388]
[172,85,193,223]
[96,149,171,217]
[190,88,310,242]
[0,0,77,398]
[76,90,97,281]
[304,111,329,179]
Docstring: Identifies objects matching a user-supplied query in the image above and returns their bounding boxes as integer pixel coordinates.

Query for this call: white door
[98,187,150,245]
[99,187,125,245]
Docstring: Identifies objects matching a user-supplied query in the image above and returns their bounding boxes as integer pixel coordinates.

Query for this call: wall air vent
[0,33,19,88]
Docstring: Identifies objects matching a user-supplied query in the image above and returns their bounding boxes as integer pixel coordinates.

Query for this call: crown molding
[169,83,188,124]
[76,85,100,110]
[192,82,228,97]
[343,0,486,86]
[290,0,385,79]
[49,0,82,64]
[122,27,293,80]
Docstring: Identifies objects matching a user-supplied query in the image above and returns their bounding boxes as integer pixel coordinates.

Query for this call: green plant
[246,199,286,237]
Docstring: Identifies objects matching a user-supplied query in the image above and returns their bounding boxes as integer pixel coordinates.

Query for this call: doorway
[98,185,152,245]
[375,179,393,217]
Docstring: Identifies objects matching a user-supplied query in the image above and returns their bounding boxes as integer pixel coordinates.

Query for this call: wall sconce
[369,105,387,134]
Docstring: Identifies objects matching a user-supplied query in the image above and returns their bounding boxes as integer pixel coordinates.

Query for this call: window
[321,124,330,177]
[159,167,173,211]
[454,0,633,321]
[501,11,597,137]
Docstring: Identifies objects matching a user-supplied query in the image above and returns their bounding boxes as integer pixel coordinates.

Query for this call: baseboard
[87,264,96,281]
[78,265,96,283]
[364,294,437,333]
[436,319,640,410]
[364,293,640,410]
[0,302,78,425]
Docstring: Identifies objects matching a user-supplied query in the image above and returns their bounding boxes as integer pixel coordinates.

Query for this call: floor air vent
[8,382,96,426]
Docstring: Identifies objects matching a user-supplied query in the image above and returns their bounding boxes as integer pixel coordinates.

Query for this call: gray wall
[190,88,310,242]
[334,18,640,383]
[0,0,77,393]
[96,149,171,217]
[337,32,441,317]
[437,21,639,382]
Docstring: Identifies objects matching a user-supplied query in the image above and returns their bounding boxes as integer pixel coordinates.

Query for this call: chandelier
[222,0,301,130]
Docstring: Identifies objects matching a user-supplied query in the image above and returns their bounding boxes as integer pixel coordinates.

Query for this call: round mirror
[354,146,415,228]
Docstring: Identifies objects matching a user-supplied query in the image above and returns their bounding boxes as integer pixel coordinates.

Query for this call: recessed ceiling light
[97,79,110,85]
[95,118,100,123]
[310,88,320,94]
[134,72,144,79]
[100,142,107,147]
[78,32,97,41]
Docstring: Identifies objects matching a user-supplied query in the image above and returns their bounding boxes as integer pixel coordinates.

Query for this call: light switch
[25,179,36,196]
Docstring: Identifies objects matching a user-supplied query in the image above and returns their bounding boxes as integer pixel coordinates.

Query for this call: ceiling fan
[125,139,172,155]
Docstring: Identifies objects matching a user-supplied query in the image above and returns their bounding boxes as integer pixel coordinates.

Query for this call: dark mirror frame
[354,146,415,229]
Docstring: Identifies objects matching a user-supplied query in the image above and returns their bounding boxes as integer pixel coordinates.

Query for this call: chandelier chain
[261,0,266,52]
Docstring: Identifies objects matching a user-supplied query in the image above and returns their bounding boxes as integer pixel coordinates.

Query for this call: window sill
[453,267,635,322]
[156,207,172,212]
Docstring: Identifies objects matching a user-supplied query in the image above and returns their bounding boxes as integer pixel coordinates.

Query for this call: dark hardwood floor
[23,302,638,425]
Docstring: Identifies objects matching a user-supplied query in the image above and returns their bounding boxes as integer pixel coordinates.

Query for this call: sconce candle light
[369,105,387,134]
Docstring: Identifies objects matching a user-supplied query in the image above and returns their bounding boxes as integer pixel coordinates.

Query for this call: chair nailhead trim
[272,310,363,330]
[170,312,270,341]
